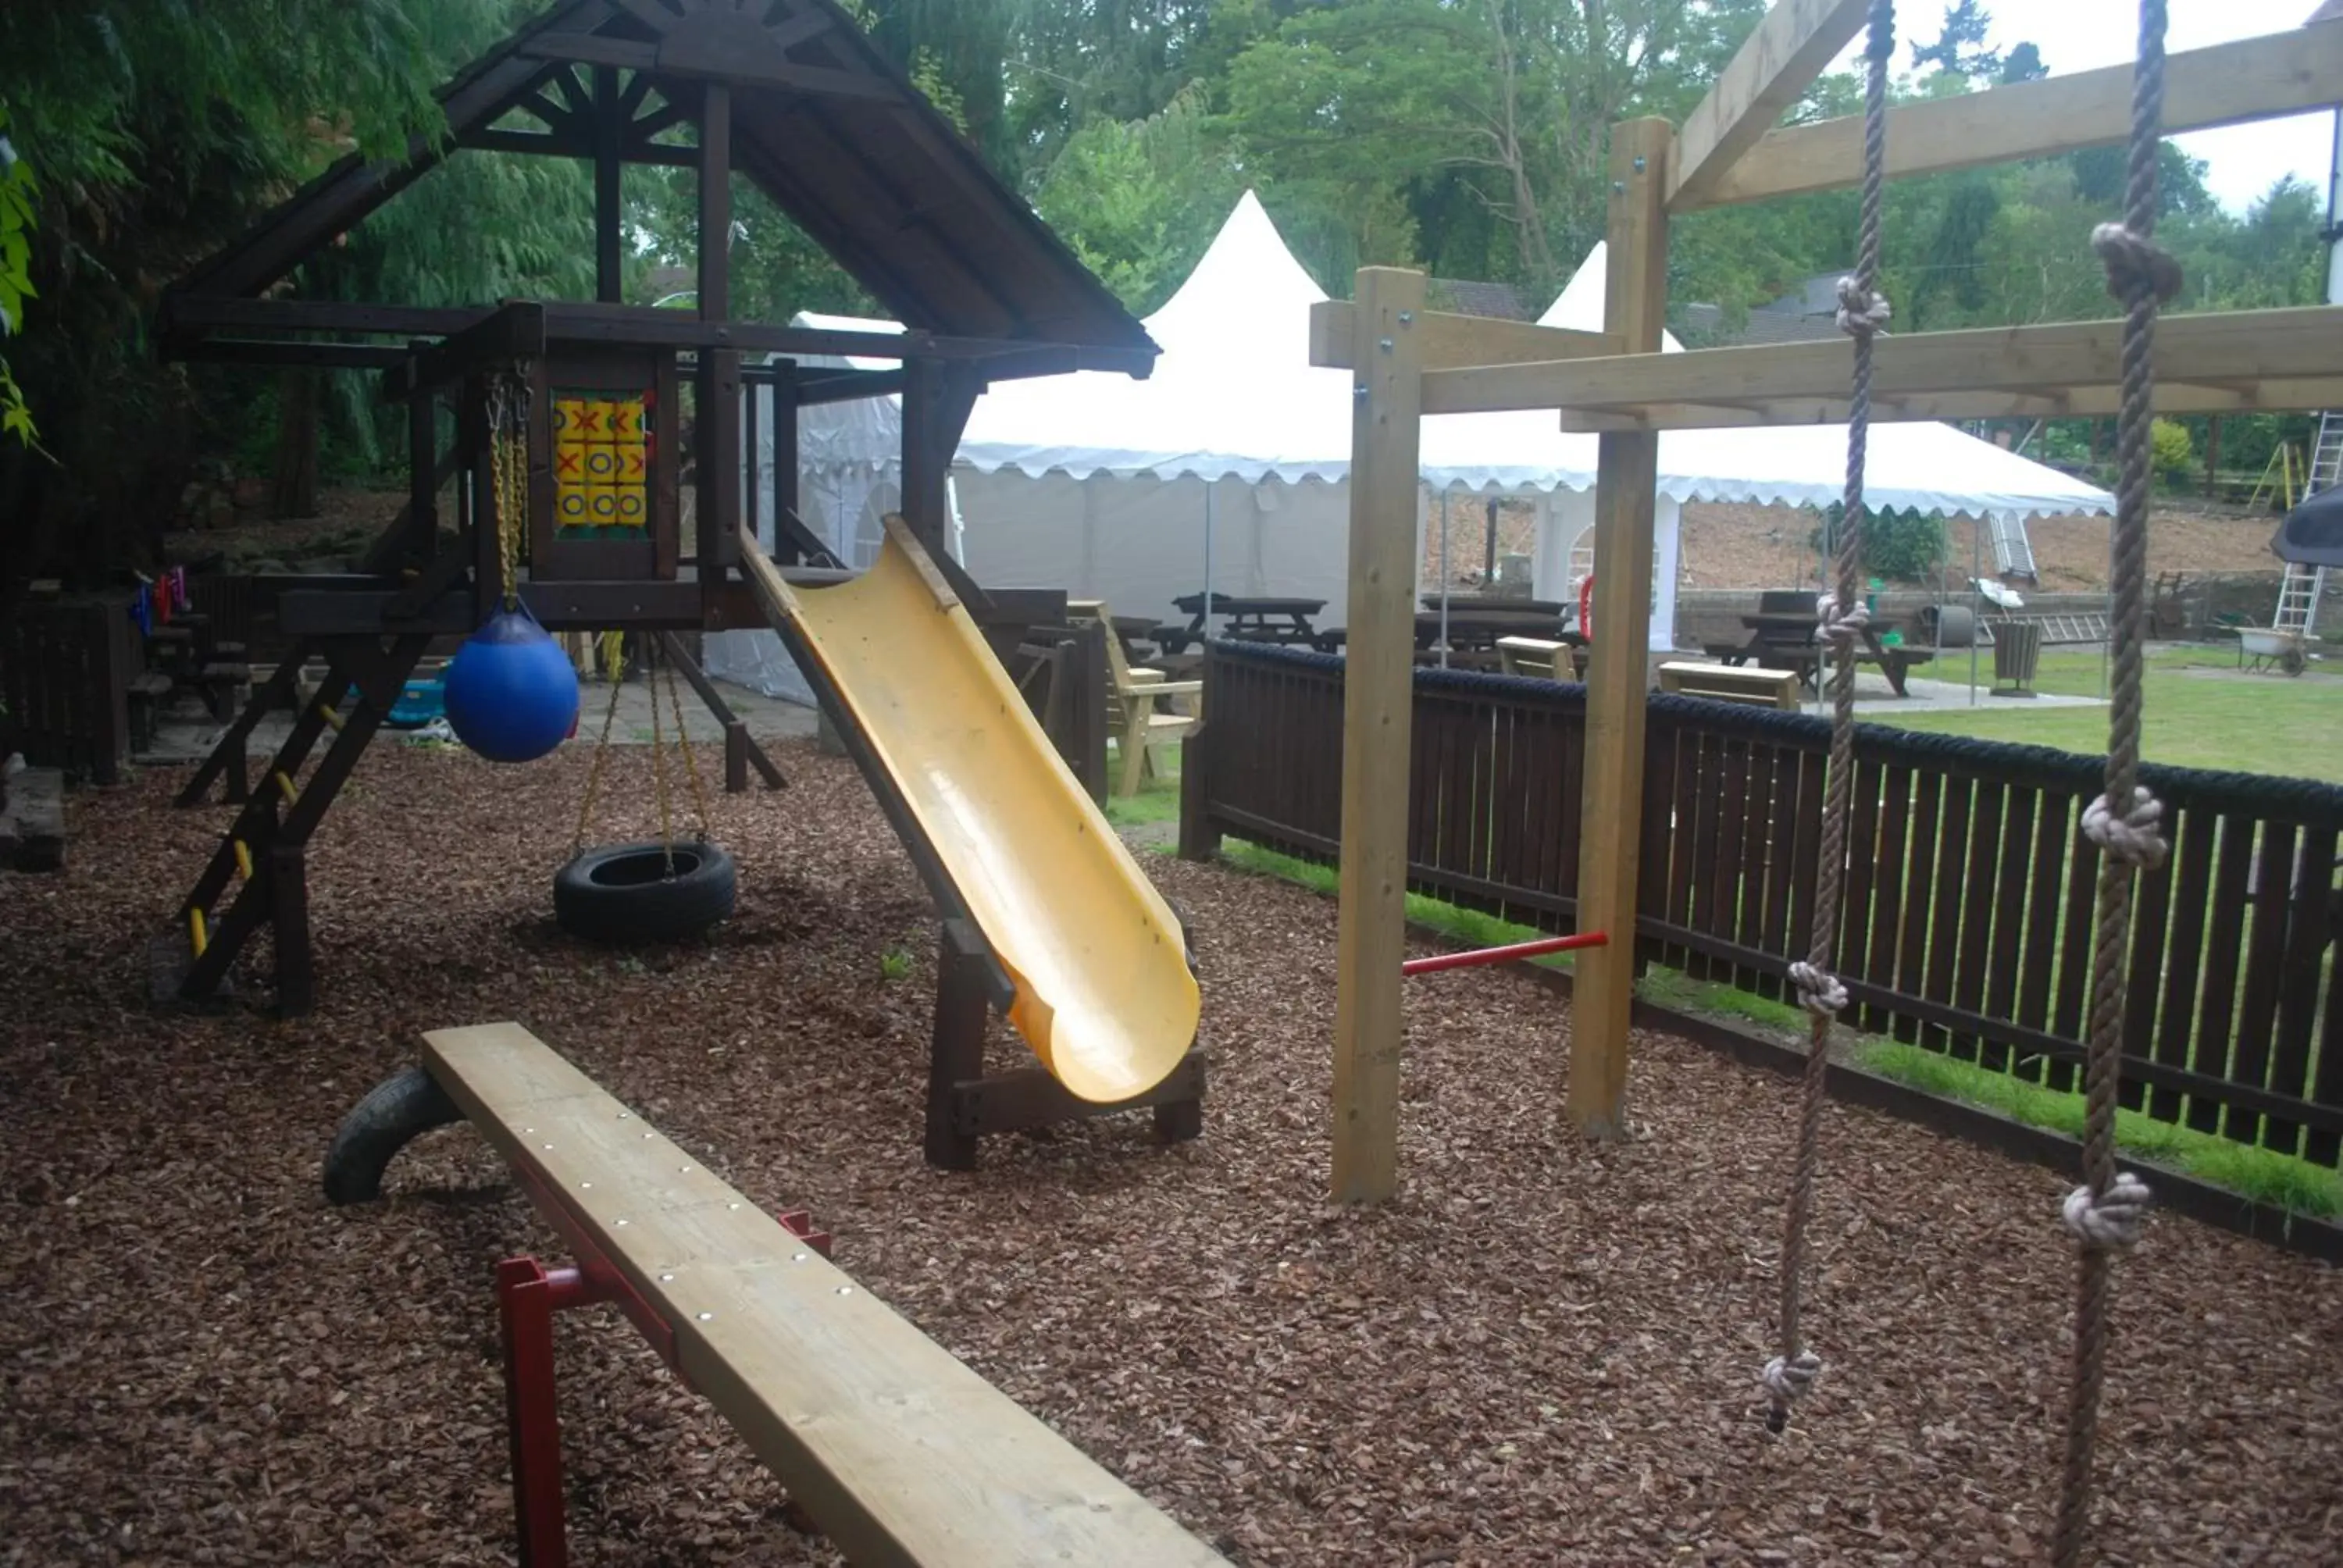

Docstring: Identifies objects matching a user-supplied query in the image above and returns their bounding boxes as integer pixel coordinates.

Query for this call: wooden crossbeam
[1679,20,2343,211]
[421,1022,1227,1566]
[1552,377,2343,431]
[1667,0,1871,212]
[1306,301,1621,372]
[519,31,903,102]
[380,300,547,403]
[1419,305,2343,420]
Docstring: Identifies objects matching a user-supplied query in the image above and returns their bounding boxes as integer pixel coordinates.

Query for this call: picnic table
[1708,610,1935,697]
[1156,593,1331,654]
[1314,608,1581,670]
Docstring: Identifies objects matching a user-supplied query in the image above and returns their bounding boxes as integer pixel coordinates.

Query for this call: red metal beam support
[487,1203,831,1568]
[1400,931,1608,977]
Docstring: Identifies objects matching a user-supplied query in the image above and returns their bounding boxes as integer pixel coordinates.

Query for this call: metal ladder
[2275,410,2339,636]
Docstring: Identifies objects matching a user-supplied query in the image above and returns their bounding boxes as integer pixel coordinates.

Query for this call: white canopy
[959,201,2112,527]
[707,193,2113,700]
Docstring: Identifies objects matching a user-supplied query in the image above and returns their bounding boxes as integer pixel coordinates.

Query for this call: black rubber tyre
[323,1066,463,1205]
[554,839,737,944]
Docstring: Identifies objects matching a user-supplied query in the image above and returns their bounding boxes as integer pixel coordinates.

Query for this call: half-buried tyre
[554,840,737,944]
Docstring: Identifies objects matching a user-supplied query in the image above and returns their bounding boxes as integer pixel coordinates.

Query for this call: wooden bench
[327,1022,1225,1566]
[1496,635,1584,680]
[1657,660,1803,710]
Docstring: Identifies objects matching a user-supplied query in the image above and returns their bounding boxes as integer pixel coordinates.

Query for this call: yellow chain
[570,638,626,859]
[487,372,530,610]
[658,647,714,841]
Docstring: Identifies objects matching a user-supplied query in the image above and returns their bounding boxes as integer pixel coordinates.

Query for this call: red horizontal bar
[1401,931,1608,977]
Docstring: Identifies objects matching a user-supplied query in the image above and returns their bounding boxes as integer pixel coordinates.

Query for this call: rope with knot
[1762,0,1894,1441]
[2050,5,2170,1565]
[1834,276,1892,337]
[1813,593,1871,646]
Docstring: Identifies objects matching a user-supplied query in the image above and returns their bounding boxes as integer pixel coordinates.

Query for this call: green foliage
[879,946,915,982]
[2150,416,2195,481]
[0,112,43,454]
[1032,88,1245,314]
[1813,502,1946,583]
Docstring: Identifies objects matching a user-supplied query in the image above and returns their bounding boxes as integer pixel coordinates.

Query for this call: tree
[1031,87,1248,313]
[0,112,41,455]
[1910,1,1999,80]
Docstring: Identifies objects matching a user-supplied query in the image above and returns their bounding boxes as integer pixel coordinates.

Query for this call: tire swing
[555,633,736,944]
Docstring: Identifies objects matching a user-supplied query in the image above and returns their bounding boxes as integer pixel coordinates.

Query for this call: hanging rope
[570,635,626,861]
[658,645,715,843]
[647,638,677,875]
[1762,0,1893,1437]
[2051,2,2174,1560]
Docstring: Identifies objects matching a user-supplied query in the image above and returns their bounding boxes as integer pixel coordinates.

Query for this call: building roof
[167,0,1153,365]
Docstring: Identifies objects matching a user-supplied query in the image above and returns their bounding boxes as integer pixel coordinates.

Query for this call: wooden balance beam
[325,1022,1225,1567]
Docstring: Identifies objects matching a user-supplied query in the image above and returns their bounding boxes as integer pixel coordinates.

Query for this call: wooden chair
[1657,660,1803,710]
[1068,600,1200,797]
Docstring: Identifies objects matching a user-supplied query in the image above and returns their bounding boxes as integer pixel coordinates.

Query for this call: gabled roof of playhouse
[166,0,1154,362]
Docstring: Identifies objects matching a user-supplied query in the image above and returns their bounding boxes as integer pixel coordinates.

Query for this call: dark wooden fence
[0,593,141,784]
[1183,640,2343,1169]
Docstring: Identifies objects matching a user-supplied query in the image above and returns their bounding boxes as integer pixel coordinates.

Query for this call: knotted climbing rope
[2051,2,2174,1561]
[1761,0,1893,1437]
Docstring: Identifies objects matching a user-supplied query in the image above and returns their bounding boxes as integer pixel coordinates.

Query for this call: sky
[1828,0,2340,215]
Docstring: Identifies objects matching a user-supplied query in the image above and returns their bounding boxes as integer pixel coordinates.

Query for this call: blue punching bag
[442,604,580,763]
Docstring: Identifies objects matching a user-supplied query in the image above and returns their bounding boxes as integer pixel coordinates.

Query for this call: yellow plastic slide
[738,518,1199,1103]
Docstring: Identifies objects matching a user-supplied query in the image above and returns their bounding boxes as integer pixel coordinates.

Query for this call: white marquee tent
[707,192,2112,703]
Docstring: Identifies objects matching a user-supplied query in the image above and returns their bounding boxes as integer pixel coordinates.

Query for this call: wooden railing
[0,593,140,784]
[1182,640,2343,1168]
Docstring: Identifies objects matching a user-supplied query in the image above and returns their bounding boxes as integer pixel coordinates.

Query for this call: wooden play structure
[325,1023,1225,1566]
[1310,0,2338,1560]
[155,0,1203,1165]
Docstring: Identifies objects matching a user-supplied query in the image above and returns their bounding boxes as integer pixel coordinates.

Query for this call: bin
[1993,620,2043,693]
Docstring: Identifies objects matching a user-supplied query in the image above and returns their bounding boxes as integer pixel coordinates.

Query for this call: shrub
[2150,416,2194,481]
[1810,503,1946,583]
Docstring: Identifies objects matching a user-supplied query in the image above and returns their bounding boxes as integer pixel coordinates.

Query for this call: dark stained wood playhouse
[156,0,1198,1165]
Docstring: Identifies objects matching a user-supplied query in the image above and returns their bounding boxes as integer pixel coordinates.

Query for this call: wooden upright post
[593,66,623,303]
[1567,118,1673,1139]
[899,361,979,562]
[1330,266,1425,1206]
[697,84,730,319]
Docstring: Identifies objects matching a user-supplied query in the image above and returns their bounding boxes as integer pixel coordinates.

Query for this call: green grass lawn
[1100,742,1182,829]
[1874,646,2343,782]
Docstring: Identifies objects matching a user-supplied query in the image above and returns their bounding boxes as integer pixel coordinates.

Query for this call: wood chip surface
[3,739,2338,1565]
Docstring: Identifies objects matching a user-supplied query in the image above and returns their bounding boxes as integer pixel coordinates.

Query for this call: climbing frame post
[1567,117,1674,1139]
[1329,266,1426,1206]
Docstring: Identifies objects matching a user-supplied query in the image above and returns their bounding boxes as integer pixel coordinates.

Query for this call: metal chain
[2052,2,2174,1562]
[570,636,626,859]
[487,372,530,611]
[658,646,714,841]
[1764,0,1893,1438]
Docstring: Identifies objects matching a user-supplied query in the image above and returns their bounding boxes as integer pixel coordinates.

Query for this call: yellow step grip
[189,907,209,958]
[233,839,252,880]
[275,771,298,806]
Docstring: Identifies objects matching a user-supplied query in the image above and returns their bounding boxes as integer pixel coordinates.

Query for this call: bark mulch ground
[4,739,2338,1566]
